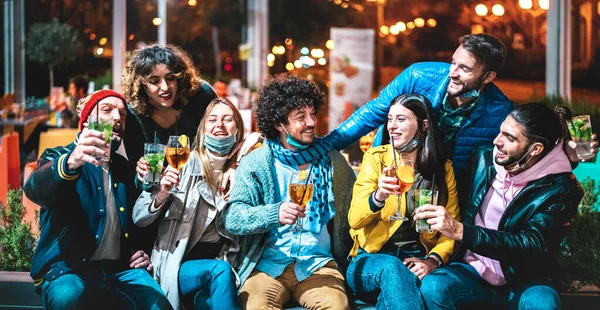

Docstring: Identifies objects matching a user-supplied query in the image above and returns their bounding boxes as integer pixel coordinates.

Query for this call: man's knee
[240,273,287,310]
[114,269,171,310]
[518,284,560,310]
[41,275,86,309]
[420,270,452,300]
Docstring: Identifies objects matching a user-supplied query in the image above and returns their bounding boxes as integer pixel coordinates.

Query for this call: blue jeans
[420,262,560,310]
[40,262,171,309]
[346,250,425,310]
[178,259,241,310]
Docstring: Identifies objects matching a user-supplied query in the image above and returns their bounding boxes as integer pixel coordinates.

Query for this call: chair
[22,161,40,234]
[3,93,15,107]
[37,128,78,157]
[0,132,20,206]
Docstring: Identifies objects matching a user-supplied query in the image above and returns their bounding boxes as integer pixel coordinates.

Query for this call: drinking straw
[389,136,403,218]
[154,131,157,144]
[431,173,436,203]
[389,134,399,167]
[300,161,315,204]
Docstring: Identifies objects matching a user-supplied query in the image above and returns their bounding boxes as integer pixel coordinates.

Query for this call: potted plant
[0,188,41,308]
[558,178,600,307]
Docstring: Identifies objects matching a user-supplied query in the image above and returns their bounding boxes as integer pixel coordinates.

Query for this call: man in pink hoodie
[416,103,584,309]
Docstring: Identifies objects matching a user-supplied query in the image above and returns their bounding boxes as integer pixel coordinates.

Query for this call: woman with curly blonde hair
[122,44,217,182]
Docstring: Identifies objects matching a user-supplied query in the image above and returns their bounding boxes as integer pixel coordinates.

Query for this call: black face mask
[454,71,490,98]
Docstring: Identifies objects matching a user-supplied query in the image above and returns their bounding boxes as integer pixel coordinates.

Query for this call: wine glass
[288,170,314,232]
[388,157,414,221]
[165,135,191,193]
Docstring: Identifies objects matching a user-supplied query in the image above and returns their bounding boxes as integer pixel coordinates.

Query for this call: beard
[495,144,532,169]
[446,73,487,98]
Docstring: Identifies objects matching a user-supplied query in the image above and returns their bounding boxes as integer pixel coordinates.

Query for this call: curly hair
[121,44,202,117]
[255,74,324,139]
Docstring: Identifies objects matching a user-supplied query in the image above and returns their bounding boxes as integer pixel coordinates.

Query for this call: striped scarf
[267,138,335,233]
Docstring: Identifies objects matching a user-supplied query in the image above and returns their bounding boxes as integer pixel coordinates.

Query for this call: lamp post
[474,3,505,33]
[519,0,549,49]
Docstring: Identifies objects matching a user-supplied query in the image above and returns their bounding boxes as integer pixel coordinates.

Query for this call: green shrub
[0,188,37,271]
[559,178,600,290]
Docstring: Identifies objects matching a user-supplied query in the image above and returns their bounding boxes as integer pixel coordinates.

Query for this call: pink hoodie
[463,142,572,286]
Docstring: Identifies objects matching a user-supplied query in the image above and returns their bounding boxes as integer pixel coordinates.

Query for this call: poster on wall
[328,27,375,131]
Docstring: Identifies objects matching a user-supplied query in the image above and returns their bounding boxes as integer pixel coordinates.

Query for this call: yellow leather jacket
[348,144,460,264]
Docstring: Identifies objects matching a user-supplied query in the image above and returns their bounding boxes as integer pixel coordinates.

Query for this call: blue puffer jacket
[325,62,514,182]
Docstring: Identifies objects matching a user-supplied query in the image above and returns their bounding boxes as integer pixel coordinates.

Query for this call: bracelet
[155,194,168,204]
[372,191,385,203]
[371,191,385,205]
[425,254,443,267]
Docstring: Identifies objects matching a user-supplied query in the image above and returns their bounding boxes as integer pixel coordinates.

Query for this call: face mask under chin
[204,132,237,155]
[281,125,311,150]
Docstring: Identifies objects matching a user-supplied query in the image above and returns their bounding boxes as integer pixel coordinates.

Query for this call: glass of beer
[388,158,414,221]
[166,135,190,193]
[289,170,314,232]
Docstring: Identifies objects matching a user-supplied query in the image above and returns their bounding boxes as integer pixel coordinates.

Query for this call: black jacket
[453,145,583,290]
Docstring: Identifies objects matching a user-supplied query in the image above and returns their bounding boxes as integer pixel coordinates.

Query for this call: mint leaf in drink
[103,128,112,143]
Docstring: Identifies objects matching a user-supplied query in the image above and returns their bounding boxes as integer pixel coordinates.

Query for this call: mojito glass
[144,143,166,185]
[569,115,595,161]
[415,189,438,232]
[88,116,113,162]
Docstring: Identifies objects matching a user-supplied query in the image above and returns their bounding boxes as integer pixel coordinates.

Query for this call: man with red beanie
[24,90,171,309]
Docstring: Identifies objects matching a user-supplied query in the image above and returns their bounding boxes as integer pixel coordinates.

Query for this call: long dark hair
[509,103,571,157]
[382,94,447,188]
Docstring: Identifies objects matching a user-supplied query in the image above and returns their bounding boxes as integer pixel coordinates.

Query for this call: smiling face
[446,45,490,97]
[493,115,533,167]
[278,105,317,150]
[387,104,419,148]
[144,64,179,109]
[88,96,127,141]
[205,103,237,137]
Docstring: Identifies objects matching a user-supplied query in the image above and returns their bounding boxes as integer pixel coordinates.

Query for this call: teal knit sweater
[223,143,356,286]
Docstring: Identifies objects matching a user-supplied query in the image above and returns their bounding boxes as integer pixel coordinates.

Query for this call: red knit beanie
[77,89,126,130]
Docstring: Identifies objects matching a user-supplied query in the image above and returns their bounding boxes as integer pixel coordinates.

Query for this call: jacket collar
[188,151,204,176]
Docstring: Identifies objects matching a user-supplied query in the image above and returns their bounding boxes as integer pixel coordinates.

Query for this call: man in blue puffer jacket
[325,33,513,191]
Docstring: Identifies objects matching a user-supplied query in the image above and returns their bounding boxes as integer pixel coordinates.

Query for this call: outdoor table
[0,112,49,145]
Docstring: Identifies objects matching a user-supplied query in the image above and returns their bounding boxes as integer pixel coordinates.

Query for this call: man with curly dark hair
[224,74,355,309]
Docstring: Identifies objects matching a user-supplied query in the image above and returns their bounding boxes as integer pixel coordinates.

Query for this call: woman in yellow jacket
[346,94,459,309]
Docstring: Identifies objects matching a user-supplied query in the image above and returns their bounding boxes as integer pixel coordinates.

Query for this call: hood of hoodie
[493,141,572,200]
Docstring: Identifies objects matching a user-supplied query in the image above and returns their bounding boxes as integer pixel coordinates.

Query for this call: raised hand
[374,166,400,202]
[66,129,109,169]
[136,157,150,182]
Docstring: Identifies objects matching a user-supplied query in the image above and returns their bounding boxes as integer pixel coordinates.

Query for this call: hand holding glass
[388,158,414,221]
[288,171,314,231]
[415,189,439,232]
[568,115,595,161]
[166,136,190,193]
[87,115,113,162]
[143,143,166,185]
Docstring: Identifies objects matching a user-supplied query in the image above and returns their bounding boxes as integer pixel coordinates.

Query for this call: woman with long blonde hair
[133,98,244,310]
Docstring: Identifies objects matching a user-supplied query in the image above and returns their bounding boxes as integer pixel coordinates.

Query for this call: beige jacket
[133,151,239,309]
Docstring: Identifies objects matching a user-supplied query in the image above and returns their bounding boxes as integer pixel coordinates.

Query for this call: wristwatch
[425,254,443,268]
